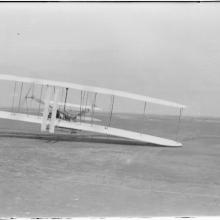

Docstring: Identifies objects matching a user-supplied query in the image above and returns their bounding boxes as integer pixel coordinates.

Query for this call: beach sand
[0,114,220,217]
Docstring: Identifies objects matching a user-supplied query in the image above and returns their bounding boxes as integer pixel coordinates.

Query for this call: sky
[0,3,220,117]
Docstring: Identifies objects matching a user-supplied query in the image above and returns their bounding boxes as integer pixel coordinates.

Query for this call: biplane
[0,74,186,146]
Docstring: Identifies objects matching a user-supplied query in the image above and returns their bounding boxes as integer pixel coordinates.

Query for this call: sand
[0,114,220,217]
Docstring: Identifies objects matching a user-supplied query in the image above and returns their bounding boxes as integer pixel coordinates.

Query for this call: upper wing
[0,74,186,109]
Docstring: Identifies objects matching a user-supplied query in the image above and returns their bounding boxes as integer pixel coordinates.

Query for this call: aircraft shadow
[0,131,180,148]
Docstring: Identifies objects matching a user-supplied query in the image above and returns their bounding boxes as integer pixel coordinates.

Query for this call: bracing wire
[60,87,64,112]
[62,87,64,101]
[83,91,88,120]
[30,83,35,110]
[80,90,83,123]
[176,108,183,140]
[25,97,29,115]
[25,85,32,99]
[22,85,32,115]
[140,101,147,134]
[85,91,89,107]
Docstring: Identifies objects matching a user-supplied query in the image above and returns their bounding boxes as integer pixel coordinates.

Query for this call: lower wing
[0,111,182,147]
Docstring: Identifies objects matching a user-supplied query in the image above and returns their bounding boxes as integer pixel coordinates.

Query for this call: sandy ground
[0,114,220,217]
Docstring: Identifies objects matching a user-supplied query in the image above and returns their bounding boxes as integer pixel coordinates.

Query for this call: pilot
[48,110,61,119]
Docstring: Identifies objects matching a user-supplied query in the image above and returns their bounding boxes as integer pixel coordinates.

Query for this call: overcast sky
[0,3,220,117]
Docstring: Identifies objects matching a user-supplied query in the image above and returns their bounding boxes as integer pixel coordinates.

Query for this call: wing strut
[107,95,115,127]
[49,87,59,133]
[38,85,44,116]
[176,107,183,140]
[18,82,23,113]
[64,88,69,112]
[41,85,52,132]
